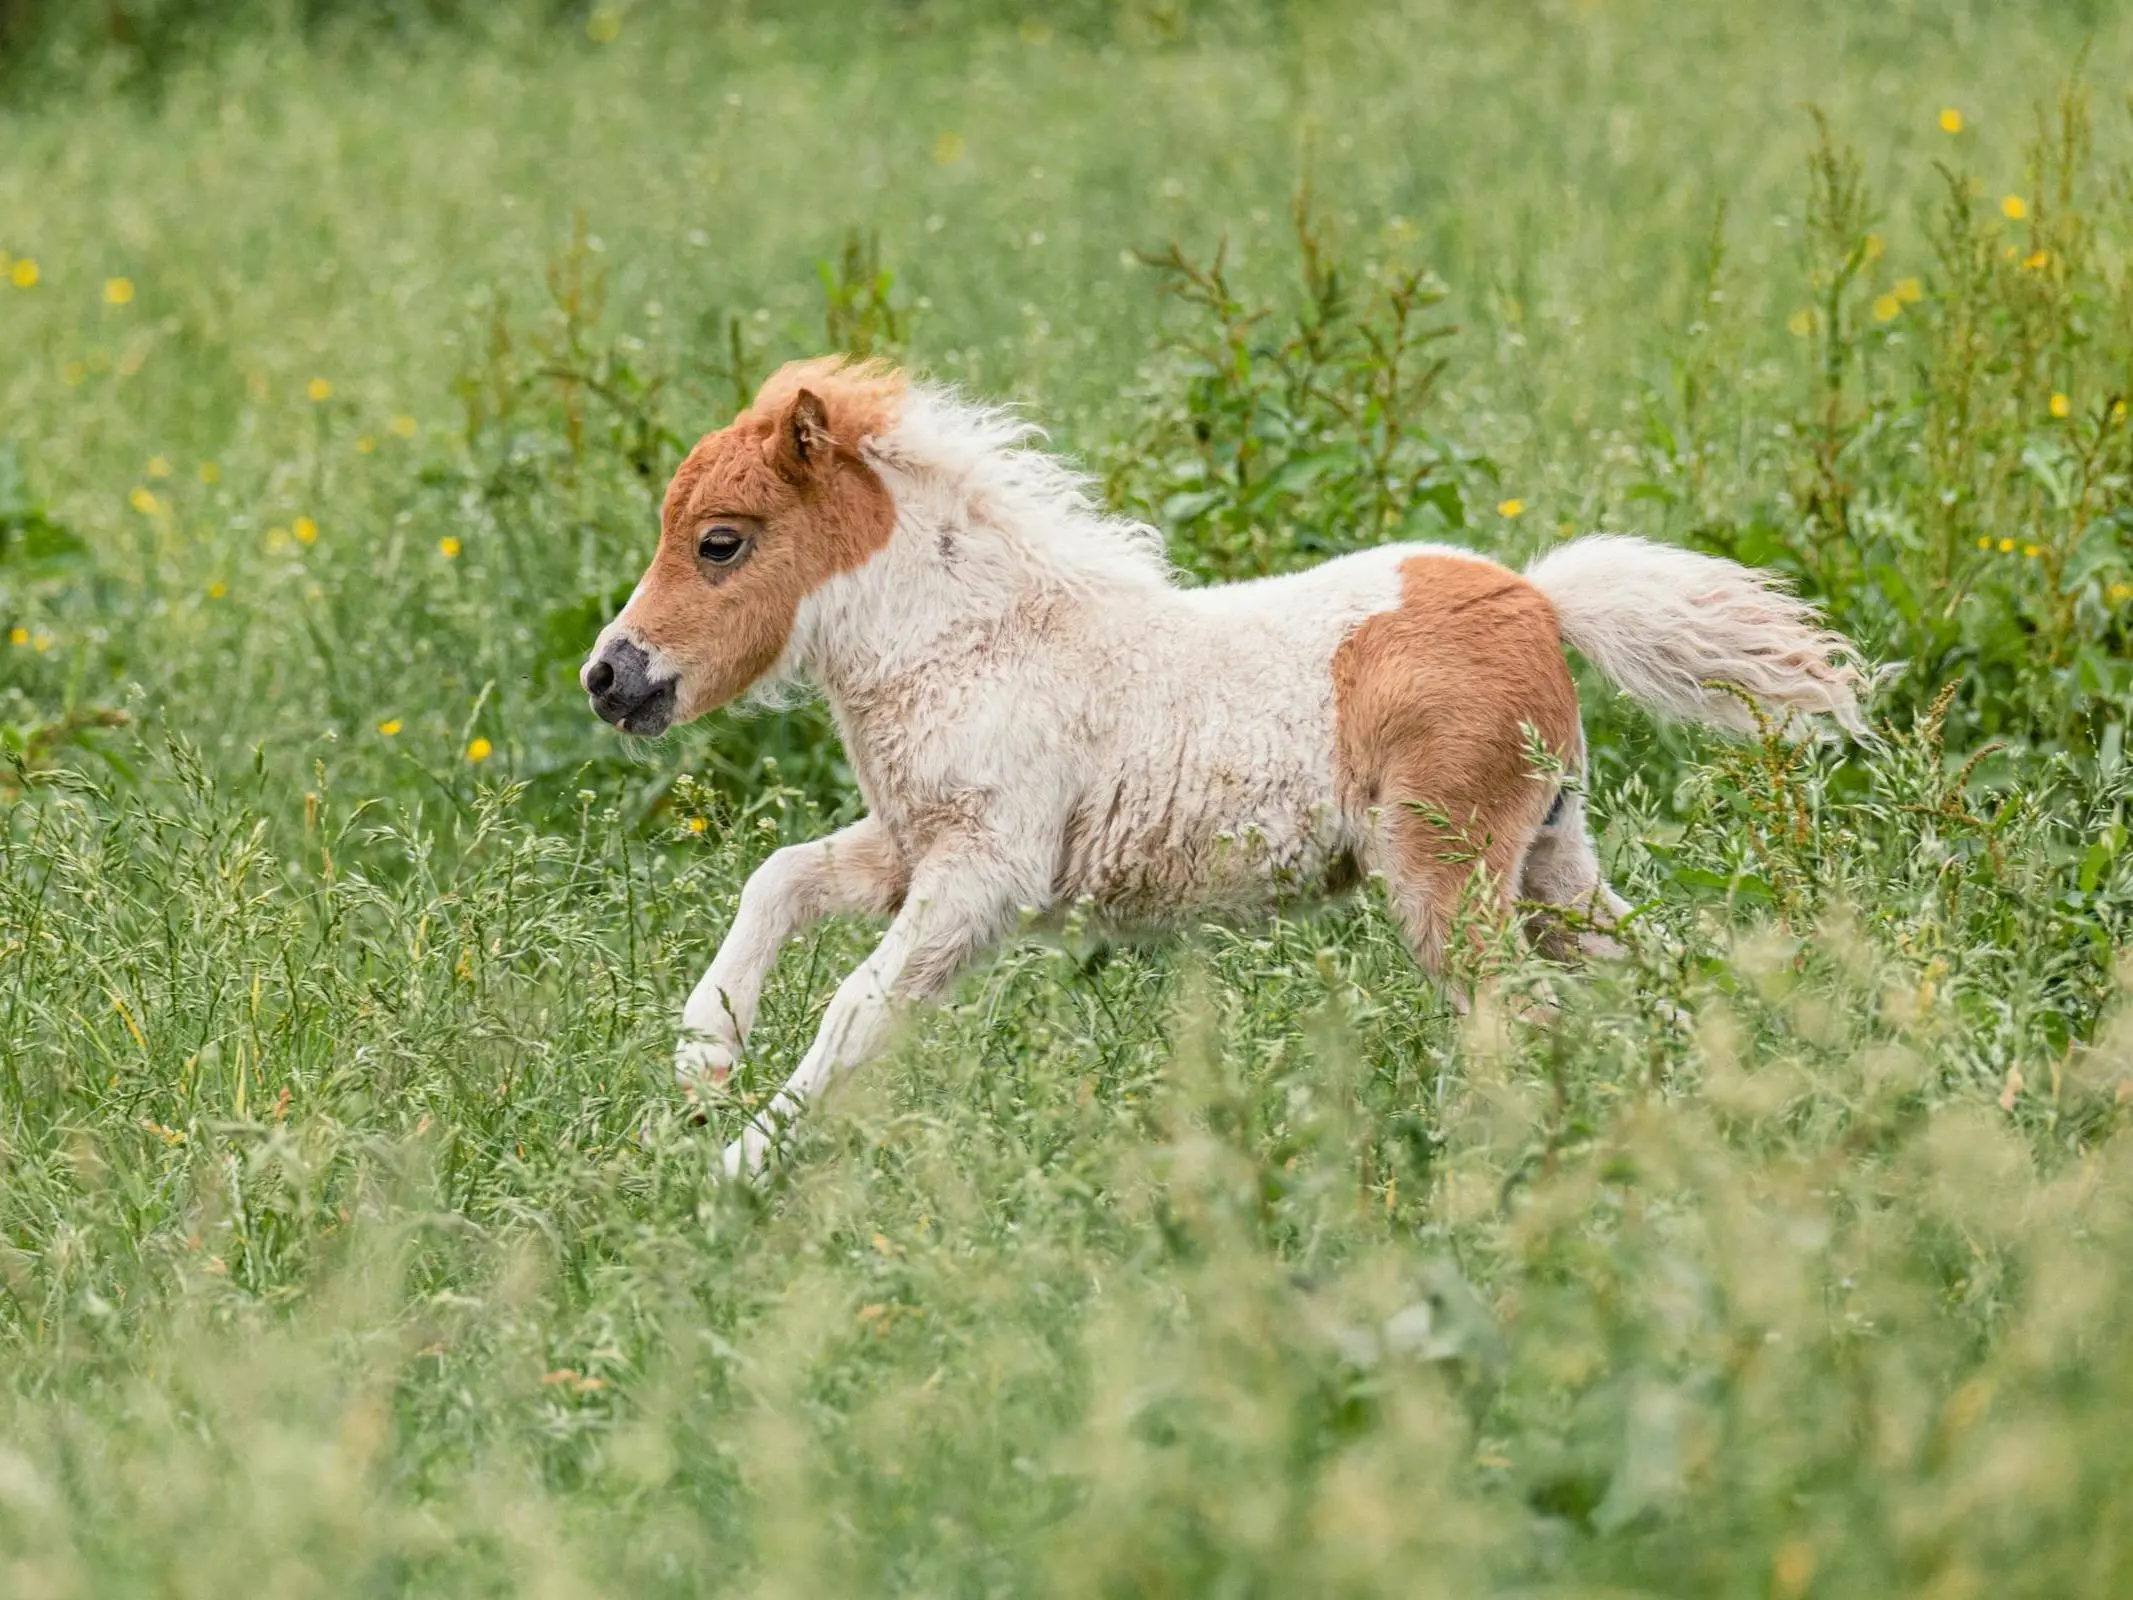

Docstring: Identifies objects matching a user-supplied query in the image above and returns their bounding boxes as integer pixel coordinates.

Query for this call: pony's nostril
[585,638,667,732]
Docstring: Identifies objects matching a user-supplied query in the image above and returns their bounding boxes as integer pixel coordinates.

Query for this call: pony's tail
[1525,534,1869,737]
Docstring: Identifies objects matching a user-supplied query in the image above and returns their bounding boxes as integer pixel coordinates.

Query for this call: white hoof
[674,1033,738,1092]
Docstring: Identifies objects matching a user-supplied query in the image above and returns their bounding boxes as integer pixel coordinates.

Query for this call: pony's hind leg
[1517,787,1629,961]
[1367,795,1542,1001]
[1329,550,1587,999]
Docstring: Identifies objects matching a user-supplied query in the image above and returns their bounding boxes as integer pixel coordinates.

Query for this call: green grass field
[4,2,2133,1592]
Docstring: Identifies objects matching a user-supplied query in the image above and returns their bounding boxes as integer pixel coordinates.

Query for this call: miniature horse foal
[583,358,1864,1176]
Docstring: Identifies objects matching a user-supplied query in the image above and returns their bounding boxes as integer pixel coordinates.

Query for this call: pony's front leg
[721,857,1023,1178]
[677,818,906,1094]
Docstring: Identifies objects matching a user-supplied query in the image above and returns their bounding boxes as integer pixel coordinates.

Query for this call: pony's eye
[697,529,748,566]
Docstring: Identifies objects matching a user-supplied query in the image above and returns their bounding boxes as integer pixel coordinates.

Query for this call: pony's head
[581,357,904,735]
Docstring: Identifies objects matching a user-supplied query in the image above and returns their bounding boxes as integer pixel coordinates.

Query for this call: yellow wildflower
[1998,538,2015,554]
[466,737,493,763]
[2049,392,2071,419]
[2107,583,2133,605]
[2022,249,2050,271]
[199,461,221,483]
[9,258,37,288]
[687,816,709,834]
[207,580,228,599]
[2002,195,2028,221]
[1863,233,1885,262]
[103,277,134,305]
[294,516,318,546]
[1938,108,1964,134]
[1894,276,1923,304]
[31,633,51,653]
[307,377,333,402]
[438,536,462,559]
[1872,294,1901,323]
[2023,544,2041,559]
[147,456,171,478]
[377,718,403,737]
[1787,308,1815,337]
[2113,400,2127,424]
[128,487,162,515]
[355,435,376,455]
[389,415,418,438]
[7,627,26,646]
[1497,498,1525,519]
[265,526,291,554]
[1976,536,1991,550]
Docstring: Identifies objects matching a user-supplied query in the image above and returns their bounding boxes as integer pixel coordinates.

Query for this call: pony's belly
[1054,763,1357,923]
[1045,549,1410,922]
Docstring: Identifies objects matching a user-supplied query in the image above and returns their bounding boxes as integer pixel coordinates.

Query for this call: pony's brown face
[581,361,902,736]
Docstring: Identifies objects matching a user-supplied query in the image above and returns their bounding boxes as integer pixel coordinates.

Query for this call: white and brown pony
[583,357,1864,1176]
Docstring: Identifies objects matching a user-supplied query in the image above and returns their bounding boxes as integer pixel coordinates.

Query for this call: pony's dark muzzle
[583,637,678,736]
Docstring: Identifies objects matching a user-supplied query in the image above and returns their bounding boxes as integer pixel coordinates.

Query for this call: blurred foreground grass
[3,2,2133,1593]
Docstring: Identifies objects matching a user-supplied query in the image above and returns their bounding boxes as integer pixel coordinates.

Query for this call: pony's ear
[774,389,834,482]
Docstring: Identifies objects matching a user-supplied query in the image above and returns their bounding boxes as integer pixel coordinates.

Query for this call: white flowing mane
[866,382,1175,588]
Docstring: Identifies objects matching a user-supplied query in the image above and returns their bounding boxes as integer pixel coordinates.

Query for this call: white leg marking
[721,854,1024,1177]
[676,818,904,1093]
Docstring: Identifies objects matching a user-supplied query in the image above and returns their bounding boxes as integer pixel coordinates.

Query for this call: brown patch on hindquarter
[1333,555,1582,971]
[615,357,907,719]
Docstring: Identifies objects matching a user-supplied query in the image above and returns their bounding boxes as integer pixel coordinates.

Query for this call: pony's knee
[741,836,868,929]
[739,842,813,916]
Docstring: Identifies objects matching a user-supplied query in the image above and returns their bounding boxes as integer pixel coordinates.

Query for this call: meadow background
[4,0,2133,1592]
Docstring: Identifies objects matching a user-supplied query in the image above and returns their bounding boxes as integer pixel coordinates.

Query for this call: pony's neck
[792,393,1172,717]
[791,484,1092,709]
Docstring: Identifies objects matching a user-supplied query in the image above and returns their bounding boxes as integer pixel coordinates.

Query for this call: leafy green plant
[1695,84,2133,754]
[0,438,81,575]
[818,226,915,360]
[0,440,122,780]
[1109,176,1478,581]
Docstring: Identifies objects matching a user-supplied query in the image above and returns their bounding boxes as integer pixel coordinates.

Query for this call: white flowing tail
[1525,534,1868,736]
